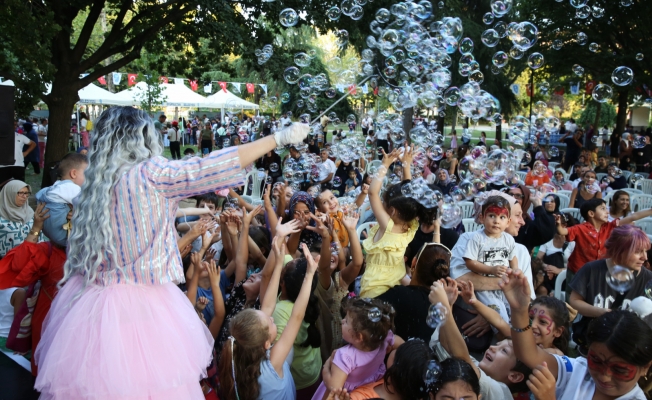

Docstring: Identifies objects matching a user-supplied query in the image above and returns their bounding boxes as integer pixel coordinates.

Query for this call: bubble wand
[311,74,379,123]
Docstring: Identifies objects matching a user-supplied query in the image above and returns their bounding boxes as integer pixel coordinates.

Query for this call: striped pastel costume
[34,148,244,399]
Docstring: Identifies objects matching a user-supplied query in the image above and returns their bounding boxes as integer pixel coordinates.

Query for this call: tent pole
[76,105,80,150]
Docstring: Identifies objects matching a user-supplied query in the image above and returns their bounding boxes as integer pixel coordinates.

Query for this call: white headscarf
[0,180,34,224]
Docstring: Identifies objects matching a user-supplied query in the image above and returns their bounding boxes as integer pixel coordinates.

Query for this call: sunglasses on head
[415,242,452,265]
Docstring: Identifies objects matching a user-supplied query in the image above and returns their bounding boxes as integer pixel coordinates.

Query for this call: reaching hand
[459,280,477,305]
[204,247,217,261]
[325,389,351,400]
[301,243,318,274]
[442,277,459,306]
[381,148,401,168]
[398,144,414,165]
[553,214,563,226]
[224,215,239,236]
[526,362,557,400]
[243,205,263,225]
[206,259,221,288]
[361,183,369,194]
[190,219,209,238]
[179,243,192,259]
[342,212,359,231]
[499,269,532,313]
[33,203,50,227]
[530,190,544,208]
[275,123,310,147]
[271,235,287,261]
[196,296,209,312]
[428,280,449,307]
[190,252,202,269]
[306,213,332,240]
[263,183,272,204]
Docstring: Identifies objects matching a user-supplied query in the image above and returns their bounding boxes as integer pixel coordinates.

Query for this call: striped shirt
[94,147,243,286]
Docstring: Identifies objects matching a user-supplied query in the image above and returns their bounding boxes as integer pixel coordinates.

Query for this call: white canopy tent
[0,80,130,106]
[204,89,259,110]
[114,82,209,108]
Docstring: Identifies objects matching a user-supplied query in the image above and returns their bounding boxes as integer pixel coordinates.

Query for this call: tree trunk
[593,101,602,133]
[495,124,502,142]
[403,107,414,144]
[437,115,445,134]
[41,84,80,188]
[614,90,628,139]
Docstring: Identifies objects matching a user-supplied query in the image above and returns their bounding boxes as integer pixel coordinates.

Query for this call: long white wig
[61,107,163,288]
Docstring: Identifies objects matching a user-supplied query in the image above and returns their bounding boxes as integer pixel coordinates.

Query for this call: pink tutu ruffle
[34,275,213,400]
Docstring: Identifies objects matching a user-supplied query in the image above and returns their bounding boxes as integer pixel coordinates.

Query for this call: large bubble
[279,8,298,27]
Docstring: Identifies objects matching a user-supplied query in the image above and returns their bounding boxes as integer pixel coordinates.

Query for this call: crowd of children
[1,107,652,400]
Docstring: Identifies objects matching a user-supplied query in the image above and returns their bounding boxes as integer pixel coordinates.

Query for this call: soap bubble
[490,0,513,16]
[637,53,645,61]
[281,93,291,103]
[368,306,381,322]
[481,29,500,47]
[527,52,545,69]
[633,135,647,149]
[576,32,588,45]
[333,176,342,187]
[552,39,563,50]
[269,163,279,173]
[459,38,474,55]
[284,67,301,84]
[570,0,588,8]
[576,5,591,18]
[606,265,635,294]
[592,84,613,103]
[426,302,448,329]
[646,280,652,299]
[589,42,599,52]
[549,147,559,158]
[440,202,463,228]
[492,51,509,68]
[483,12,494,24]
[327,6,341,20]
[294,52,311,67]
[424,360,442,387]
[612,66,634,86]
[279,8,298,27]
[572,64,585,76]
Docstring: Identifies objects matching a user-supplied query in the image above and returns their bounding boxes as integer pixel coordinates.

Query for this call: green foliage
[135,73,167,113]
[578,101,616,128]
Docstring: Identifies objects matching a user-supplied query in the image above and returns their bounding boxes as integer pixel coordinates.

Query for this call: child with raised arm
[463,196,518,325]
[360,145,429,298]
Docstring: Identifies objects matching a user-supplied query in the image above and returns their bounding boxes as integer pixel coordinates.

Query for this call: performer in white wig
[34,106,309,399]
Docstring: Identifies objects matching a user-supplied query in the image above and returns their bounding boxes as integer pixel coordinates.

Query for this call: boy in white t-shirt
[463,196,518,326]
[36,153,88,247]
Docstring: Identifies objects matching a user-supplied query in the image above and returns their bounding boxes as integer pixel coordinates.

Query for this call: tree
[515,0,652,140]
[135,73,167,114]
[578,101,616,129]
[0,0,334,187]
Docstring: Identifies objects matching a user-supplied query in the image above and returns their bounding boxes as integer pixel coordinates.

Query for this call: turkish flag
[554,86,565,95]
[373,87,379,96]
[246,83,255,93]
[159,76,168,84]
[526,83,533,97]
[586,80,596,95]
[219,81,227,93]
[128,74,137,86]
[97,76,106,85]
[189,80,198,91]
[348,85,356,95]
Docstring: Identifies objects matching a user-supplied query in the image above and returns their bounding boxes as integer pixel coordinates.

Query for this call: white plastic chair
[622,170,633,182]
[356,222,377,241]
[356,202,372,226]
[631,194,652,212]
[635,179,652,195]
[458,201,475,219]
[635,217,652,235]
[515,171,527,182]
[462,218,483,233]
[560,207,582,222]
[243,169,265,202]
[554,269,567,303]
[557,190,572,198]
[623,188,643,196]
[240,194,253,204]
[555,193,570,210]
[602,191,614,206]
[548,161,559,170]
[596,173,607,182]
[366,160,383,174]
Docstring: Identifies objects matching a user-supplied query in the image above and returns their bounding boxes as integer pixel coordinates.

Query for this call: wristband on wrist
[510,319,533,333]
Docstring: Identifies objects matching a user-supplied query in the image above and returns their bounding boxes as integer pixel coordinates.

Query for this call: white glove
[274,123,310,147]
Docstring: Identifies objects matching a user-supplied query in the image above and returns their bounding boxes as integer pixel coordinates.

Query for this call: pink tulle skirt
[34,275,213,399]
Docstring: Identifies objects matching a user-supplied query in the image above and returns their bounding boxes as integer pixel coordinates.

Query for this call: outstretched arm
[369,148,400,234]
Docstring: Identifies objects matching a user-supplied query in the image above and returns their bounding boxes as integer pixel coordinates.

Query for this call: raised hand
[442,277,459,306]
[381,148,401,168]
[342,212,360,231]
[196,296,209,312]
[206,259,221,288]
[33,203,50,226]
[301,243,318,274]
[243,205,263,225]
[526,362,557,400]
[499,269,532,313]
[398,144,414,165]
[428,280,449,307]
[306,213,332,240]
[276,217,301,238]
[459,280,477,305]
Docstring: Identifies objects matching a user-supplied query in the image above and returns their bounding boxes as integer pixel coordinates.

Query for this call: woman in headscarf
[433,169,455,195]
[286,191,322,255]
[619,132,633,170]
[551,169,573,190]
[0,180,34,258]
[542,194,560,214]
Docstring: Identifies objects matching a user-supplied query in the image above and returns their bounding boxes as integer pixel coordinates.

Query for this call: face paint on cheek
[531,307,553,336]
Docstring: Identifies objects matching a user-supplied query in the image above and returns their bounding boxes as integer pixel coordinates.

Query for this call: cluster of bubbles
[254,44,273,65]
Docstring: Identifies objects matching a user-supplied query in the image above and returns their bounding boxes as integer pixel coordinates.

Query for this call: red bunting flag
[348,85,357,95]
[246,83,255,93]
[553,86,565,95]
[128,74,137,86]
[585,80,596,95]
[159,76,168,84]
[97,76,106,85]
[219,81,227,93]
[373,87,379,96]
[189,80,198,91]
[526,83,533,97]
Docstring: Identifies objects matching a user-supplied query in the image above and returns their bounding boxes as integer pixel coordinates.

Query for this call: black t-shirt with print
[569,259,652,312]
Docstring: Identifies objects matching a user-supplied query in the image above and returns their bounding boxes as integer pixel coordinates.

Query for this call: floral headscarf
[288,191,321,249]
